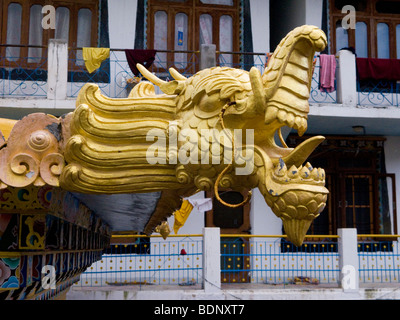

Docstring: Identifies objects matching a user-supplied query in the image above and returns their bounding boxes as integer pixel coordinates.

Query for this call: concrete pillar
[47,39,68,100]
[336,49,358,107]
[202,227,221,293]
[338,228,359,292]
[200,44,216,70]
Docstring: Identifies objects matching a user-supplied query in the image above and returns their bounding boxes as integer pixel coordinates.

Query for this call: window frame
[287,134,397,238]
[0,0,99,70]
[329,0,400,58]
[147,0,240,74]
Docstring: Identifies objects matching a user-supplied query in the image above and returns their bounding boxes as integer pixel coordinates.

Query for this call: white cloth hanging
[185,198,213,212]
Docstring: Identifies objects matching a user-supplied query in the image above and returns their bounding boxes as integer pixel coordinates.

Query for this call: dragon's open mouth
[265,105,308,137]
[256,114,329,246]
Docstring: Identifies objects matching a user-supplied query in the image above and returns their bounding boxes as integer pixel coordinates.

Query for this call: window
[147,0,240,73]
[28,4,43,63]
[76,8,93,66]
[355,21,368,57]
[287,135,397,237]
[219,15,233,65]
[330,0,400,58]
[153,10,168,69]
[205,190,250,233]
[0,0,99,68]
[377,22,390,58]
[55,6,70,42]
[174,12,188,68]
[5,2,22,61]
[396,24,400,58]
[335,20,349,51]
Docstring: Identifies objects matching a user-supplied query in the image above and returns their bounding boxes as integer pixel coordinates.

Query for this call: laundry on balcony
[319,54,336,92]
[356,57,400,81]
[173,199,194,234]
[82,47,110,73]
[125,49,157,76]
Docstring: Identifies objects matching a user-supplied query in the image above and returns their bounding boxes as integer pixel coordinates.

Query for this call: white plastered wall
[108,0,138,49]
[249,0,270,54]
[382,136,400,235]
[305,0,323,28]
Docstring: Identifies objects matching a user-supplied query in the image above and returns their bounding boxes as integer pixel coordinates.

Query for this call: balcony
[71,228,400,299]
[0,40,339,108]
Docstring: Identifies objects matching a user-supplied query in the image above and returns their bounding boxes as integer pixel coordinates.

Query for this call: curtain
[396,25,400,59]
[199,14,212,46]
[219,15,233,65]
[174,13,188,68]
[28,5,43,63]
[55,7,70,42]
[6,3,22,61]
[335,21,349,52]
[355,21,368,58]
[76,9,93,66]
[154,11,168,69]
[377,23,390,59]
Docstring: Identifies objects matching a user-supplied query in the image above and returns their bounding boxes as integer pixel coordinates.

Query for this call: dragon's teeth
[265,107,306,134]
[300,166,310,178]
[286,112,295,127]
[288,165,298,178]
[274,162,287,177]
[318,168,325,179]
[294,116,302,130]
[277,110,288,123]
[310,168,319,180]
[265,106,278,124]
[298,118,307,136]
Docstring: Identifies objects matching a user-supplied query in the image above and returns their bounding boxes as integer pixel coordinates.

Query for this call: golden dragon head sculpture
[0,25,329,246]
[62,25,329,246]
[120,25,328,245]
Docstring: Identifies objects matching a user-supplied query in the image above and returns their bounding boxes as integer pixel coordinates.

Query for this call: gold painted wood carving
[59,25,329,245]
[0,114,64,189]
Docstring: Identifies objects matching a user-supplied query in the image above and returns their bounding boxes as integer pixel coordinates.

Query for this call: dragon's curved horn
[136,63,186,95]
[249,67,265,112]
[169,67,187,81]
[136,63,167,87]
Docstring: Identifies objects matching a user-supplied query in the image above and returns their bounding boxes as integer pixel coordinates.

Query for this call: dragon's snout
[265,160,328,246]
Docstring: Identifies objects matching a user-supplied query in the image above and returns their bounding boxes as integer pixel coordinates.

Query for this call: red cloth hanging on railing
[125,49,157,76]
[319,54,336,92]
[356,57,400,81]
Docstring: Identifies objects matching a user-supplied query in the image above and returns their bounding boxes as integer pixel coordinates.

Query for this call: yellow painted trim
[111,234,203,238]
[0,249,103,258]
[0,252,21,258]
[0,118,17,140]
[357,234,400,238]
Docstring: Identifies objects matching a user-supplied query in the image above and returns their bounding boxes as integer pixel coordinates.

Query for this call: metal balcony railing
[74,231,400,289]
[0,42,338,104]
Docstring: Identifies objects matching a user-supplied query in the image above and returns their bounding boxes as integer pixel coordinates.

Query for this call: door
[339,174,374,233]
[205,190,251,283]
